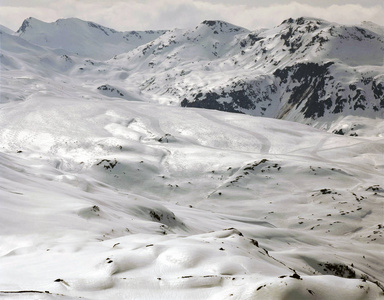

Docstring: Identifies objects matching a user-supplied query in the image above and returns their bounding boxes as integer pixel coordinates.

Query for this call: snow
[0,25,14,35]
[16,17,167,60]
[0,16,384,299]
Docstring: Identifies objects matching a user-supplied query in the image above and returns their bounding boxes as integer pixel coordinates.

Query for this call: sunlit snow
[0,17,383,300]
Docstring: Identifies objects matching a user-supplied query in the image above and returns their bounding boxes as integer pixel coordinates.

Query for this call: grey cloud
[1,0,383,32]
[196,0,383,7]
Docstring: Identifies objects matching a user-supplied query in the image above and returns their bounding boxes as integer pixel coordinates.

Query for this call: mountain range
[2,16,383,135]
[0,16,383,299]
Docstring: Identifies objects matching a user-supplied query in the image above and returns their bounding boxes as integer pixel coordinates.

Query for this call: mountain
[5,17,384,133]
[16,17,167,60]
[1,16,384,299]
[104,17,384,132]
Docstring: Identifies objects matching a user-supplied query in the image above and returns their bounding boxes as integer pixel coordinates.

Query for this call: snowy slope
[0,83,384,299]
[16,17,167,60]
[0,24,14,35]
[102,17,384,128]
[1,62,384,300]
[1,16,384,299]
[5,16,384,129]
[0,30,79,74]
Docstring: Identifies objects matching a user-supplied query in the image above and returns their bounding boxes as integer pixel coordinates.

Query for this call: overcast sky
[0,0,383,32]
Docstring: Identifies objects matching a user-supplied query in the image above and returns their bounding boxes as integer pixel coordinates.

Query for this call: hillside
[0,16,383,299]
[4,16,384,133]
[16,17,167,60]
[106,17,384,130]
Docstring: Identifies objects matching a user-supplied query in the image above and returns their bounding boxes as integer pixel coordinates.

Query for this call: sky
[0,0,383,32]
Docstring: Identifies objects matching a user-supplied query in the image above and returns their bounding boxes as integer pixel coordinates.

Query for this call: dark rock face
[182,62,340,119]
[181,79,277,115]
[240,33,263,47]
[181,91,247,114]
[274,62,333,85]
[88,22,112,36]
[281,26,303,54]
[319,262,356,278]
[17,19,31,34]
[278,18,326,54]
[202,20,218,27]
[181,57,382,120]
[274,62,335,118]
[333,129,345,135]
[372,81,384,108]
[97,85,124,97]
[201,20,243,33]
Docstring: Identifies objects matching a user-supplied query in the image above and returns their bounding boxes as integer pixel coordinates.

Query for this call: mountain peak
[14,17,167,60]
[16,17,119,36]
[199,20,248,34]
[280,16,328,27]
[16,17,35,33]
[201,20,224,26]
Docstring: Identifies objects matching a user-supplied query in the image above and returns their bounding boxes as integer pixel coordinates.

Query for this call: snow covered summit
[111,16,384,129]
[16,17,167,60]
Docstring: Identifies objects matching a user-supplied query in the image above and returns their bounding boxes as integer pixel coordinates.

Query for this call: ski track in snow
[196,110,272,154]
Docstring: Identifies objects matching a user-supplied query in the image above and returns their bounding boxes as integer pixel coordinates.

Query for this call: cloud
[232,2,384,29]
[0,0,383,32]
[186,1,384,29]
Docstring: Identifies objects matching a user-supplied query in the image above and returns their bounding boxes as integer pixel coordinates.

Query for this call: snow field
[1,16,384,299]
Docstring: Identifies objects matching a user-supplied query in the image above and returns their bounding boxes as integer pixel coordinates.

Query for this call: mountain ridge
[3,16,384,135]
[15,17,168,60]
[105,16,384,130]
